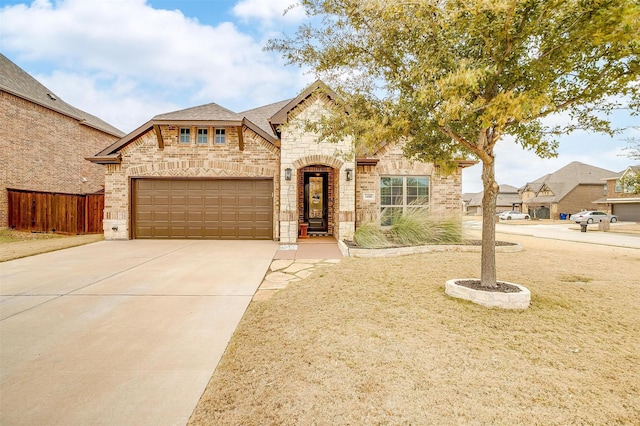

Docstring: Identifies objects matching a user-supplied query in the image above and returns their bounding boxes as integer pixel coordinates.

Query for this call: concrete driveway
[0,239,278,426]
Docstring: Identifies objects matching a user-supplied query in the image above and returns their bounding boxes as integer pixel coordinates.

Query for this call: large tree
[268,0,640,287]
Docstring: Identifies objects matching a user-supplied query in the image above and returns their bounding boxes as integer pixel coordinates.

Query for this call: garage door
[133,179,273,239]
[612,203,640,222]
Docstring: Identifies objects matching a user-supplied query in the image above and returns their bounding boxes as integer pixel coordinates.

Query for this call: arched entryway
[297,165,337,236]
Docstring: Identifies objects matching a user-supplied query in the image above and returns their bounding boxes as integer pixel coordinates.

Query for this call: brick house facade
[0,54,124,228]
[89,81,472,242]
[521,161,612,219]
[603,166,640,221]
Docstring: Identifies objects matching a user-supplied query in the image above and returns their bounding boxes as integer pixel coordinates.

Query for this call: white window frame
[179,127,191,144]
[214,128,226,145]
[379,175,430,226]
[196,127,209,145]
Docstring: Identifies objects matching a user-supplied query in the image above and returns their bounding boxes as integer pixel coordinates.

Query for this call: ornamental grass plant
[353,209,463,248]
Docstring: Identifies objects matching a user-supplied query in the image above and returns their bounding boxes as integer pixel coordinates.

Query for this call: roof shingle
[0,53,123,137]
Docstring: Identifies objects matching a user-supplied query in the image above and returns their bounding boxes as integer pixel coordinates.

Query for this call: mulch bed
[454,279,522,293]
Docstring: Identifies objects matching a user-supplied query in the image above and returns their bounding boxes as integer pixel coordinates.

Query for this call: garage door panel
[187,196,203,206]
[153,195,170,206]
[171,195,187,205]
[254,211,271,222]
[254,195,271,208]
[134,179,273,239]
[612,203,640,221]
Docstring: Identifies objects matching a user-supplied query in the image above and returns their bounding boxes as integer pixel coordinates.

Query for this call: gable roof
[603,165,640,180]
[467,184,522,207]
[89,82,334,163]
[269,80,343,135]
[0,53,124,137]
[153,102,242,122]
[241,99,292,139]
[524,161,614,203]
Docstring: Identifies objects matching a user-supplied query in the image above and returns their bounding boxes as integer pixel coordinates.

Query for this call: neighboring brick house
[602,166,640,221]
[521,161,612,219]
[464,184,521,216]
[88,80,474,242]
[0,54,124,228]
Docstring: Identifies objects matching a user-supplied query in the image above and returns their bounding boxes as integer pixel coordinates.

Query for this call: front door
[304,173,328,232]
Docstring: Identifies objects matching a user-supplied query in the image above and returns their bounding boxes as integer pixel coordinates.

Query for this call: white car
[569,211,618,224]
[498,211,530,220]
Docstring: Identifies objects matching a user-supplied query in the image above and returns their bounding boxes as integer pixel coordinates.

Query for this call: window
[197,128,208,145]
[380,176,430,225]
[179,128,191,144]
[214,128,226,145]
[615,179,623,193]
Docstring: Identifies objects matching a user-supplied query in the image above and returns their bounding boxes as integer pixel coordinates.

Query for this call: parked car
[498,211,530,220]
[569,210,618,224]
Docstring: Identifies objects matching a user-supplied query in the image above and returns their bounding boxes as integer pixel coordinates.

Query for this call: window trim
[214,128,226,145]
[179,127,191,145]
[196,127,209,145]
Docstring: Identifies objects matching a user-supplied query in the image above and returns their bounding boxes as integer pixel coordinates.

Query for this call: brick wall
[356,144,463,224]
[557,185,608,217]
[0,91,120,228]
[103,125,280,239]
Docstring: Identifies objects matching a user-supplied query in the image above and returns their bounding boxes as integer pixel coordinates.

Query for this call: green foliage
[269,0,639,285]
[269,0,639,164]
[620,171,640,195]
[353,222,391,248]
[353,210,463,248]
[388,208,435,246]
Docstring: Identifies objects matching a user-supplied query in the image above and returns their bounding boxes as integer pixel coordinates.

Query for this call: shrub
[353,222,391,248]
[354,210,463,248]
[388,208,435,245]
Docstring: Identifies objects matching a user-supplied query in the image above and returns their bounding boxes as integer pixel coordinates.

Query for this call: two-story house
[602,166,640,221]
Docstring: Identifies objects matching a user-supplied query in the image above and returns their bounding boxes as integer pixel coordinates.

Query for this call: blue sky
[1,0,637,193]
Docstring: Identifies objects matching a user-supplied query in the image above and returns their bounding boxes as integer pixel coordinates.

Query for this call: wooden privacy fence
[7,189,104,234]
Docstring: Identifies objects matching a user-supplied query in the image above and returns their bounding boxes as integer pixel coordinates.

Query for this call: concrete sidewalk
[0,240,277,426]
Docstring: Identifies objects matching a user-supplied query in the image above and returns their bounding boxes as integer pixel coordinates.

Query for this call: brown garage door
[133,179,273,239]
[612,203,640,222]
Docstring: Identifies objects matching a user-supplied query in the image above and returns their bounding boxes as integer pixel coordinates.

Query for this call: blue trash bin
[560,213,567,220]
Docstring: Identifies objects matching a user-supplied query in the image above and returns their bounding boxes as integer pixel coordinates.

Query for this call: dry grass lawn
[190,233,640,425]
[0,230,103,262]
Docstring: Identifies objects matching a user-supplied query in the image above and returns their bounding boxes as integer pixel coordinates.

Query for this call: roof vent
[47,93,57,101]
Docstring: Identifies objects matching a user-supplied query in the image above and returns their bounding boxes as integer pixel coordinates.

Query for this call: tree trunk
[480,155,499,287]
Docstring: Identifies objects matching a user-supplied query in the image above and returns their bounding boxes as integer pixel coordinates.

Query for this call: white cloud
[462,135,633,194]
[232,0,305,24]
[0,0,311,131]
[36,70,180,133]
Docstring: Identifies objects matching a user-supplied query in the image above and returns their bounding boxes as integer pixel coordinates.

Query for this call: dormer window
[179,128,191,144]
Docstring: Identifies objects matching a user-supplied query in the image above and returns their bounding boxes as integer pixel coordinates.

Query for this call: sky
[1,0,638,193]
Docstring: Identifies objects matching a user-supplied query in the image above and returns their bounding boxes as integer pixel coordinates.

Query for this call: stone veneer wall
[279,93,355,243]
[103,125,280,239]
[0,91,120,228]
[355,144,463,224]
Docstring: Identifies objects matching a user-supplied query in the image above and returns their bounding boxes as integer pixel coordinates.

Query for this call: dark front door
[304,173,328,232]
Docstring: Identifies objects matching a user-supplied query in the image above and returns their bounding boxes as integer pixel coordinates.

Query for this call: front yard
[0,230,103,262]
[190,233,640,425]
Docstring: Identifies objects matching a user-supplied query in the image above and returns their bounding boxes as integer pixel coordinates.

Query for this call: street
[464,220,640,249]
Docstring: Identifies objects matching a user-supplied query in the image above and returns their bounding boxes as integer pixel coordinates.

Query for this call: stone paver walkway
[253,237,343,301]
[253,258,341,301]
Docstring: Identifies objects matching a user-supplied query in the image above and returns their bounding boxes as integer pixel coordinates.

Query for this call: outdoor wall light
[345,168,353,181]
[285,168,292,181]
